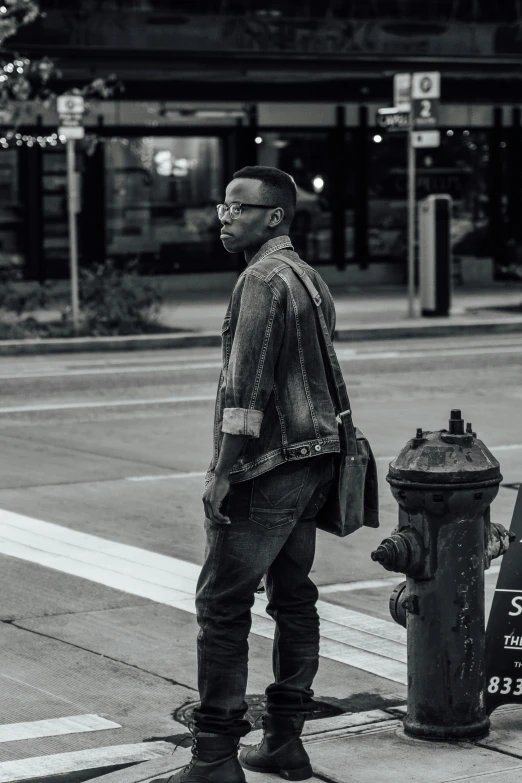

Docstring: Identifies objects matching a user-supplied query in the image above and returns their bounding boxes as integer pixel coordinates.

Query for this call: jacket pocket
[249,465,309,529]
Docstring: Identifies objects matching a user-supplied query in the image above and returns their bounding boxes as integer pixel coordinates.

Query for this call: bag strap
[270,254,357,453]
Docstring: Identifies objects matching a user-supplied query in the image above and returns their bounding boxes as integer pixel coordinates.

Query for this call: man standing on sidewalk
[155,166,341,783]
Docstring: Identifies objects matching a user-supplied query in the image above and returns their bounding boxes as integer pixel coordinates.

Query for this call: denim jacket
[206,236,341,485]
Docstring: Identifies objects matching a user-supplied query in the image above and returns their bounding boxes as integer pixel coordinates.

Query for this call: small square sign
[412,130,440,148]
[412,72,440,100]
[393,73,412,110]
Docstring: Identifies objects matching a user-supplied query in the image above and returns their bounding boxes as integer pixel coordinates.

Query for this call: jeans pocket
[249,466,309,530]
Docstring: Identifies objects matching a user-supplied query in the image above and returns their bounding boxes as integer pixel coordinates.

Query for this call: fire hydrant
[371,409,514,741]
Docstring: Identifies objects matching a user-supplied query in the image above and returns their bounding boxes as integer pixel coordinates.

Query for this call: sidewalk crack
[2,619,197,694]
[0,600,151,623]
[476,740,522,762]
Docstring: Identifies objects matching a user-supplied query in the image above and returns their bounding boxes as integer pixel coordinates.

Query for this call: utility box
[418,194,452,317]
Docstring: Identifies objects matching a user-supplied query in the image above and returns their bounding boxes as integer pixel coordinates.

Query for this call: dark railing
[38,0,522,22]
[14,2,522,59]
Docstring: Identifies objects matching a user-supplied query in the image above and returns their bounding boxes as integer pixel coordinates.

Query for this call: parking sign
[412,72,440,100]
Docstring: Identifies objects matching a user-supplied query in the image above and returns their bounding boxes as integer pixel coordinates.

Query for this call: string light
[0,3,124,150]
[0,133,144,150]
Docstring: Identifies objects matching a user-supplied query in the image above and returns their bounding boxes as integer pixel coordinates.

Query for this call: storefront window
[0,149,24,268]
[105,136,229,272]
[257,131,332,263]
[344,133,355,261]
[368,129,494,263]
[42,146,69,275]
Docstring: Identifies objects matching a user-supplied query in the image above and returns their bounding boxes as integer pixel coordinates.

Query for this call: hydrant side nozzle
[370,529,425,576]
[389,580,408,628]
[486,521,516,567]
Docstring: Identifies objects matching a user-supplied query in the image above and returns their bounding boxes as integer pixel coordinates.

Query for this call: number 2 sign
[412,71,440,130]
[413,98,439,129]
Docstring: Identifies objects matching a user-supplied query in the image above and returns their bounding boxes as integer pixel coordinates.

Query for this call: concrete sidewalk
[159,284,522,334]
[93,704,522,783]
[2,284,522,356]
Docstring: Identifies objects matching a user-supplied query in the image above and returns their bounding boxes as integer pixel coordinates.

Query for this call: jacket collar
[247,236,294,268]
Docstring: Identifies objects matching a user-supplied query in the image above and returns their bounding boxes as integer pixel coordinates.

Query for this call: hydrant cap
[388,428,501,486]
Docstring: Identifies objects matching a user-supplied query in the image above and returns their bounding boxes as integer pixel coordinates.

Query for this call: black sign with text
[485,486,522,715]
[413,97,440,129]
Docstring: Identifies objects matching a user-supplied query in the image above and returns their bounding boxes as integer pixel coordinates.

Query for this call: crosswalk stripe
[0,714,120,744]
[0,741,177,782]
[0,508,407,685]
[0,708,407,782]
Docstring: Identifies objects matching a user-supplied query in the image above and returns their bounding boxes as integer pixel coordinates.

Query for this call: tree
[0,0,123,146]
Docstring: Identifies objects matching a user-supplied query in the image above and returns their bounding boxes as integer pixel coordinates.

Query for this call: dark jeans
[194,454,336,737]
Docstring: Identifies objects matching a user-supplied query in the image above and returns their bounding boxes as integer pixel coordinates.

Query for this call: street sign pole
[407,71,441,319]
[407,126,416,319]
[66,138,80,330]
[57,94,85,331]
[381,72,440,319]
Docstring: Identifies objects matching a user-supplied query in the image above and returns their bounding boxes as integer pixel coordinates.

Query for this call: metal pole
[407,128,416,318]
[66,138,80,330]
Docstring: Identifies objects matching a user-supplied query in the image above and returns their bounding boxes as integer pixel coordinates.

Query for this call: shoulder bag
[272,255,380,536]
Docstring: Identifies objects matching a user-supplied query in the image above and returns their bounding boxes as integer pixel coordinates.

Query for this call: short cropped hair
[233,165,296,227]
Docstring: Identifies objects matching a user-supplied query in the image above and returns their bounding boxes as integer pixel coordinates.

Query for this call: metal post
[407,128,416,318]
[66,138,80,329]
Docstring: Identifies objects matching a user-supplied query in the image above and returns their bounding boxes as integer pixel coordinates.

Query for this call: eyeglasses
[216,202,279,220]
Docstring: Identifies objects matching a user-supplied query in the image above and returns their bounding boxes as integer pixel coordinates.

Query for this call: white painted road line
[3,340,522,381]
[0,709,406,782]
[0,508,407,685]
[336,344,522,361]
[126,471,207,482]
[0,714,120,744]
[319,563,501,595]
[0,741,179,782]
[0,395,215,414]
[0,361,222,381]
[121,446,522,484]
[319,578,406,594]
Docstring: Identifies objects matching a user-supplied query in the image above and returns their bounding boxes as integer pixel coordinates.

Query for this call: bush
[0,262,52,317]
[0,259,165,339]
[74,259,163,336]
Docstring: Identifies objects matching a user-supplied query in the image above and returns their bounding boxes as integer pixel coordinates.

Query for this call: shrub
[0,262,52,317]
[74,259,163,336]
[0,259,165,338]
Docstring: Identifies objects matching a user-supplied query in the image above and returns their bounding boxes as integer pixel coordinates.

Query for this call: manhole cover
[174,695,343,729]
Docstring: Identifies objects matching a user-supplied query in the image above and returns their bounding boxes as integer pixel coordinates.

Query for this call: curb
[2,318,522,356]
[0,331,222,356]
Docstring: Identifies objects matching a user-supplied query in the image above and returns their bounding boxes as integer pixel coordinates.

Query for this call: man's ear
[269,207,285,227]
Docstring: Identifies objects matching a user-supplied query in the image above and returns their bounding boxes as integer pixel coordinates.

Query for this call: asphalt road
[0,333,521,782]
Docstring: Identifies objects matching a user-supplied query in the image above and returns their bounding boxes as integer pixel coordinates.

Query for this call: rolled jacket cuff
[222,407,263,437]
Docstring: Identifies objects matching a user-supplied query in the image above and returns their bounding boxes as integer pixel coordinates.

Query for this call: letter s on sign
[509,597,522,617]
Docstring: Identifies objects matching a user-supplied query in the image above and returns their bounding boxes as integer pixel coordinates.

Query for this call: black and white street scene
[2,3,522,783]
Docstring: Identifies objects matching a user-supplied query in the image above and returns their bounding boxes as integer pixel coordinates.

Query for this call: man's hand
[202,472,231,526]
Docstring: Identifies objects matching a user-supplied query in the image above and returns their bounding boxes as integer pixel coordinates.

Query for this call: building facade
[4,0,522,282]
